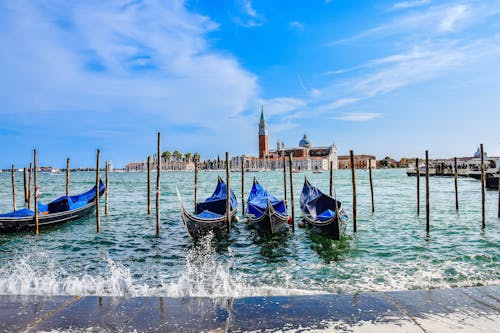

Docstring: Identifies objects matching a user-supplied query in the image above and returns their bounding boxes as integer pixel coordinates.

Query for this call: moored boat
[0,180,105,232]
[485,174,499,190]
[178,176,237,237]
[246,178,289,234]
[299,177,348,240]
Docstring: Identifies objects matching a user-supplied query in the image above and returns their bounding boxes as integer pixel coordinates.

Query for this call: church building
[234,109,338,171]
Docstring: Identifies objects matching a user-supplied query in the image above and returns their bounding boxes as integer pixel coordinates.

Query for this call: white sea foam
[0,235,498,298]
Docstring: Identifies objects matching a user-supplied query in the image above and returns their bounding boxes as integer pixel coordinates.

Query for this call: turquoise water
[0,169,498,297]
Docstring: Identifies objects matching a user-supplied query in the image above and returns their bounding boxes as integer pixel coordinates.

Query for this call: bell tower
[258,107,268,158]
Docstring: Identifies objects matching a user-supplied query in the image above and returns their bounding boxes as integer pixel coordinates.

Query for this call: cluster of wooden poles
[6,137,498,237]
[8,149,110,235]
[414,144,498,233]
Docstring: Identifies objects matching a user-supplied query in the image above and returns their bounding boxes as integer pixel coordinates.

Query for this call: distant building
[234,109,338,171]
[338,155,376,169]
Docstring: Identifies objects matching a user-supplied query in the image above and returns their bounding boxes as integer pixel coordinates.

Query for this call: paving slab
[0,286,498,332]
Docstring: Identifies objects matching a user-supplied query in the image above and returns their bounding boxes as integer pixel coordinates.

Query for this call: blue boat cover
[48,180,104,213]
[247,180,287,218]
[0,180,104,217]
[300,178,341,220]
[196,210,223,219]
[0,202,48,218]
[195,177,237,217]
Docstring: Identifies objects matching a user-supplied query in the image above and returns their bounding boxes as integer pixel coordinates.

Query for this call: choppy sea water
[0,169,498,297]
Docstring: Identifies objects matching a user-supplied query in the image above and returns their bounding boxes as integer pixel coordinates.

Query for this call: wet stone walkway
[0,286,499,332]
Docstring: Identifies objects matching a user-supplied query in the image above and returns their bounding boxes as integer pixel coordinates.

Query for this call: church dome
[299,134,312,148]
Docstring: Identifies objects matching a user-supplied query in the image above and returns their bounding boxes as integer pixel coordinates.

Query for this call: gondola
[485,174,499,190]
[178,176,237,237]
[0,179,105,233]
[299,177,348,240]
[246,178,289,234]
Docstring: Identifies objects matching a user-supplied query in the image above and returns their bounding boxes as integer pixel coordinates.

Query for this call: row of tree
[160,150,200,163]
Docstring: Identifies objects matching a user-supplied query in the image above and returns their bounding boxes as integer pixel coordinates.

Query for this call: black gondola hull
[486,175,499,189]
[249,211,288,235]
[182,208,237,238]
[0,187,105,233]
[303,212,347,240]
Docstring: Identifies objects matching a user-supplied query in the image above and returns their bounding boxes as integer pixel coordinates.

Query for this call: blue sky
[1,0,499,168]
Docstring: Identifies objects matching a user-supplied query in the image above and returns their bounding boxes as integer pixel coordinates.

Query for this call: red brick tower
[258,108,268,158]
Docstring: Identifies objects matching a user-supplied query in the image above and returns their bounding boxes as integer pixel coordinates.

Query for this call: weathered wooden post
[425,150,430,234]
[498,165,500,218]
[480,144,485,229]
[28,163,32,210]
[105,161,109,216]
[23,168,27,205]
[147,156,151,215]
[283,155,287,204]
[156,133,161,235]
[369,158,374,213]
[11,165,16,212]
[226,152,231,233]
[194,159,198,212]
[241,157,245,214]
[66,157,70,196]
[350,150,357,233]
[454,157,459,210]
[34,150,39,235]
[96,149,101,233]
[288,153,295,232]
[416,158,420,216]
[329,160,333,197]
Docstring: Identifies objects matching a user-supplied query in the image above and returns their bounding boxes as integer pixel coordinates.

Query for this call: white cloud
[334,113,382,121]
[259,97,306,118]
[235,0,265,27]
[392,0,430,10]
[316,98,360,113]
[0,1,259,156]
[439,4,469,32]
[290,21,304,31]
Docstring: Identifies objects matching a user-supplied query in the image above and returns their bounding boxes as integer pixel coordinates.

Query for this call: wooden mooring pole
[480,144,485,229]
[156,133,161,235]
[454,157,459,210]
[225,152,231,233]
[288,153,295,233]
[96,149,101,233]
[28,163,32,210]
[241,157,245,214]
[105,161,109,216]
[147,156,151,215]
[11,165,16,212]
[283,155,287,204]
[195,159,199,212]
[425,150,430,234]
[416,158,420,216]
[34,150,38,235]
[329,160,333,197]
[350,150,357,233]
[66,157,70,196]
[23,168,27,205]
[369,158,374,213]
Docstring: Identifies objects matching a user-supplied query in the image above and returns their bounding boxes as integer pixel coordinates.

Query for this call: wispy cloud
[439,4,469,32]
[334,113,382,121]
[290,21,304,31]
[258,97,306,118]
[392,0,430,10]
[0,1,259,159]
[235,0,265,27]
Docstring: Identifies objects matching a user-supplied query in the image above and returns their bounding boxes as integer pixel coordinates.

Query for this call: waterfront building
[233,110,339,171]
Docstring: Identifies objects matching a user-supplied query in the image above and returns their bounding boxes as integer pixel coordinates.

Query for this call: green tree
[173,150,182,162]
[193,153,200,162]
[184,152,192,162]
[162,150,171,161]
